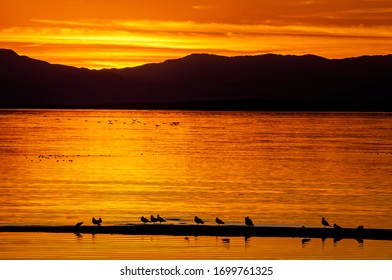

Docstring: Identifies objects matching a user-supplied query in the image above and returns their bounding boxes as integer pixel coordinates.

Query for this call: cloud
[1,18,392,68]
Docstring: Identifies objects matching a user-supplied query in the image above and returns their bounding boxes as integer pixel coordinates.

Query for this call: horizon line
[2,47,392,71]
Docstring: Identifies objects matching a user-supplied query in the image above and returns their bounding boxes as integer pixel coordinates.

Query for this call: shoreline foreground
[1,225,391,241]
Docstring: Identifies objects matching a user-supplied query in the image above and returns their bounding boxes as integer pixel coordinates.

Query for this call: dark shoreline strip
[0,225,391,241]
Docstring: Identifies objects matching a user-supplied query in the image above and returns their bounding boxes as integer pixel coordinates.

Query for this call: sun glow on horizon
[2,0,392,69]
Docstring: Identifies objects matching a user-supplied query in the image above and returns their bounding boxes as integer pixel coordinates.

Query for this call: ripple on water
[0,233,391,260]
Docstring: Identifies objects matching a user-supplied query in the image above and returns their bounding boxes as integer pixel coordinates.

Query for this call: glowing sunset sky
[1,0,392,69]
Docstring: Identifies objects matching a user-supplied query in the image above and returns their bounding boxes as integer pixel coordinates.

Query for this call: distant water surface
[0,110,391,259]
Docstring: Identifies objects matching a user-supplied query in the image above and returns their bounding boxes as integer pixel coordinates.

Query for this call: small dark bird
[333,223,343,229]
[322,217,331,227]
[194,216,204,225]
[150,215,158,224]
[245,216,254,226]
[357,225,364,230]
[74,222,83,227]
[92,217,102,226]
[141,216,150,224]
[157,214,166,224]
[215,217,224,225]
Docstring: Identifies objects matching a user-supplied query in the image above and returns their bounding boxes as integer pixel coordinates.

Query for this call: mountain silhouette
[1,49,391,110]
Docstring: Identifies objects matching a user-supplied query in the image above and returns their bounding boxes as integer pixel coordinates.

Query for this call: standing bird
[245,216,254,226]
[150,215,158,224]
[322,217,331,228]
[194,216,204,225]
[333,223,343,229]
[92,217,102,226]
[157,214,166,224]
[141,216,150,224]
[74,221,83,228]
[215,217,225,225]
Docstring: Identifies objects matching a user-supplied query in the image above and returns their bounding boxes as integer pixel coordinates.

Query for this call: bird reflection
[302,238,311,244]
[356,238,364,244]
[333,237,342,244]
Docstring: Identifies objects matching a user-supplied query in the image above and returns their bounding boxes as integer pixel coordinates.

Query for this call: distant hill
[1,49,391,110]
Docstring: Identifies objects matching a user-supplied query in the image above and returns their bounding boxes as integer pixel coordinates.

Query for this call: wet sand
[0,225,391,240]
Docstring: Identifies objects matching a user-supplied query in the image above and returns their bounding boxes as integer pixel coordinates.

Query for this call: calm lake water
[0,109,391,259]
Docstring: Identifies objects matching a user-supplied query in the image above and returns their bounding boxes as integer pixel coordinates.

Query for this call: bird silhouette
[194,216,204,225]
[245,216,254,226]
[321,217,331,227]
[92,217,102,226]
[74,222,83,227]
[141,216,150,224]
[150,215,158,224]
[215,217,224,225]
[157,214,166,224]
[333,223,342,229]
[356,225,364,230]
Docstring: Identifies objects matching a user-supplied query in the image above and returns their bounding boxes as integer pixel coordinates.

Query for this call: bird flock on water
[74,216,363,231]
[74,216,366,244]
[74,215,257,227]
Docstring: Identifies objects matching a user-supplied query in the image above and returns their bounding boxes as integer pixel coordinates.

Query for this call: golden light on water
[1,110,392,228]
[1,232,392,260]
[1,110,392,259]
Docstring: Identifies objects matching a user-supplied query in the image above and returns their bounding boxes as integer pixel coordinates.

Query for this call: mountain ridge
[1,49,391,110]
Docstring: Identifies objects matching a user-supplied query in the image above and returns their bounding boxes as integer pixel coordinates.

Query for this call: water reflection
[1,110,391,229]
[1,110,392,259]
[0,233,390,259]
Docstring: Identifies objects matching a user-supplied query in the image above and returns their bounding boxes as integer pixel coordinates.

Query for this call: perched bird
[141,216,150,224]
[215,217,225,225]
[92,217,102,226]
[321,217,331,228]
[194,216,204,225]
[157,214,166,224]
[357,225,364,230]
[74,222,83,228]
[150,215,158,224]
[333,223,343,229]
[245,216,254,226]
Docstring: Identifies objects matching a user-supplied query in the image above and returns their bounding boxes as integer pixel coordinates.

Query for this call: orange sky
[1,0,392,69]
